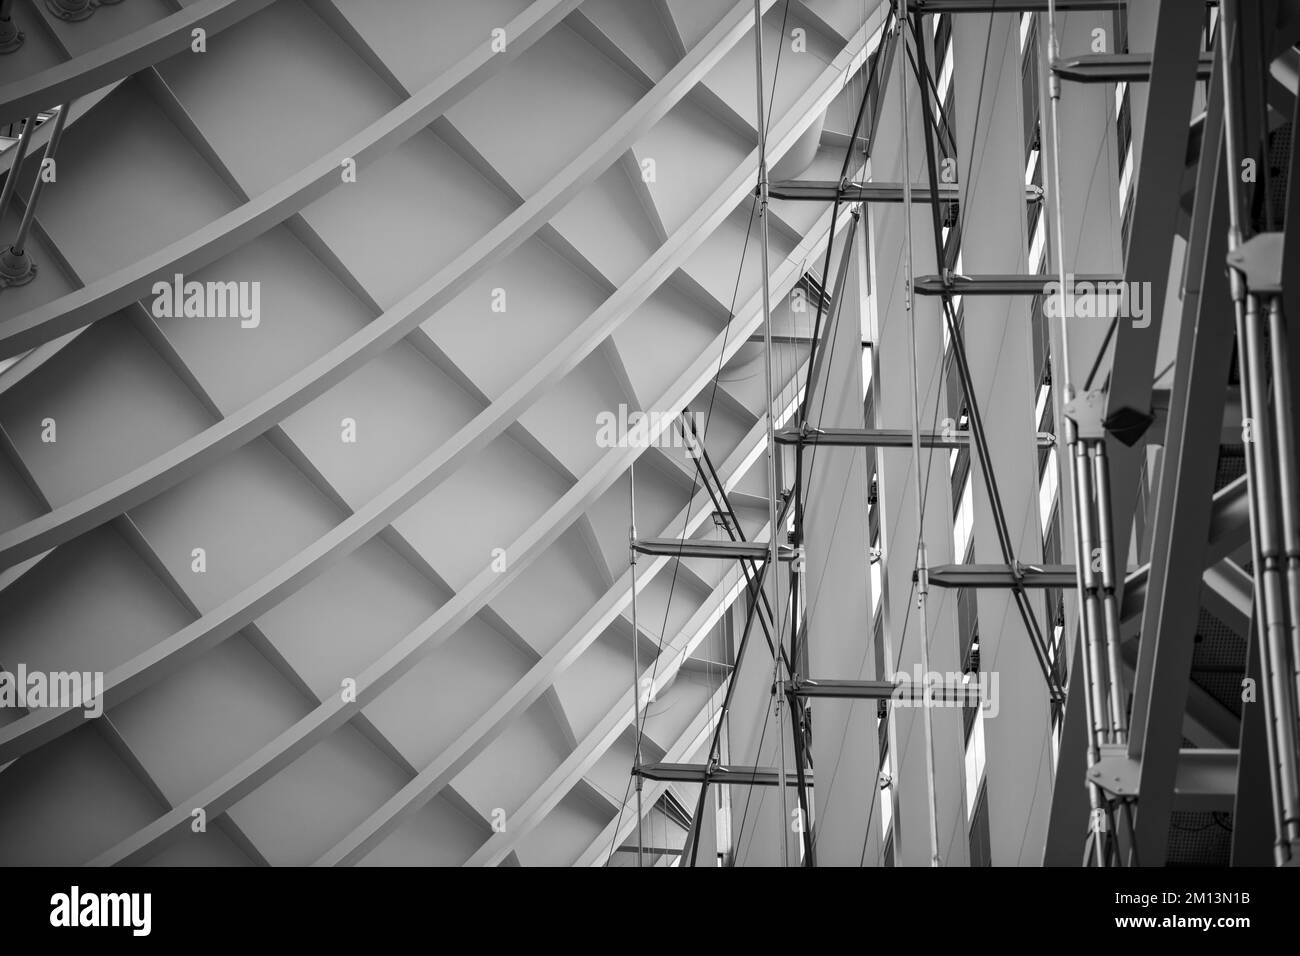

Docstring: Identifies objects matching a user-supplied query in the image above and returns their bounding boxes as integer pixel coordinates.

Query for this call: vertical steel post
[1075,446,1110,744]
[629,463,644,868]
[1266,296,1300,776]
[1045,0,1109,865]
[12,105,69,256]
[897,1,941,867]
[1091,441,1128,743]
[1219,0,1300,862]
[0,114,36,227]
[751,0,792,868]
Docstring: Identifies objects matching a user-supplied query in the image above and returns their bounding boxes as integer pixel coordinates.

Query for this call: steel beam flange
[1053,53,1215,84]
[790,678,898,699]
[1226,231,1284,295]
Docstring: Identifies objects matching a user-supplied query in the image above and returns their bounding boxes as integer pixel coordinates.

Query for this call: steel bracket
[1226,231,1284,295]
[1064,388,1108,440]
[1088,743,1140,799]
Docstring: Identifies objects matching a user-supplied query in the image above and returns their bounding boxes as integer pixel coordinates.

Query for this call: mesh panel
[1278,121,1295,229]
[1191,671,1245,719]
[1264,120,1292,229]
[1215,446,1246,492]
[1191,608,1244,670]
[1190,607,1246,718]
[1166,810,1232,866]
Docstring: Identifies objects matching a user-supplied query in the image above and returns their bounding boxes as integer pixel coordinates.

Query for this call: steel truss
[626,0,1300,869]
[1043,0,1300,867]
[626,0,899,867]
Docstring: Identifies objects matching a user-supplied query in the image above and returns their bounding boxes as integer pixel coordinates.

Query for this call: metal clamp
[1087,743,1140,799]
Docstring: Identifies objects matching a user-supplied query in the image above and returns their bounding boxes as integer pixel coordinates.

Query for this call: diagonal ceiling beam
[1101,3,1211,563]
[461,561,750,866]
[0,0,274,125]
[1,127,844,787]
[0,0,809,569]
[314,370,809,865]
[0,51,860,770]
[573,685,727,867]
[1126,46,1236,865]
[1044,13,1232,864]
[80,201,846,865]
[0,0,584,359]
[9,9,880,866]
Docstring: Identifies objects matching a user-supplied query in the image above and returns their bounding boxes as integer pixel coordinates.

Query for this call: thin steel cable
[896,0,943,867]
[1045,0,1111,866]
[604,198,760,865]
[791,5,894,860]
[730,684,774,863]
[785,0,899,858]
[909,9,1060,699]
[612,0,805,863]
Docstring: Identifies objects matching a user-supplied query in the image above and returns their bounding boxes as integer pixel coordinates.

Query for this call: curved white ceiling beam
[573,686,727,867]
[463,539,754,866]
[0,82,121,179]
[317,359,810,866]
[0,0,584,360]
[0,0,784,570]
[0,0,785,572]
[4,11,875,862]
[0,0,275,125]
[84,192,847,867]
[0,26,864,784]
